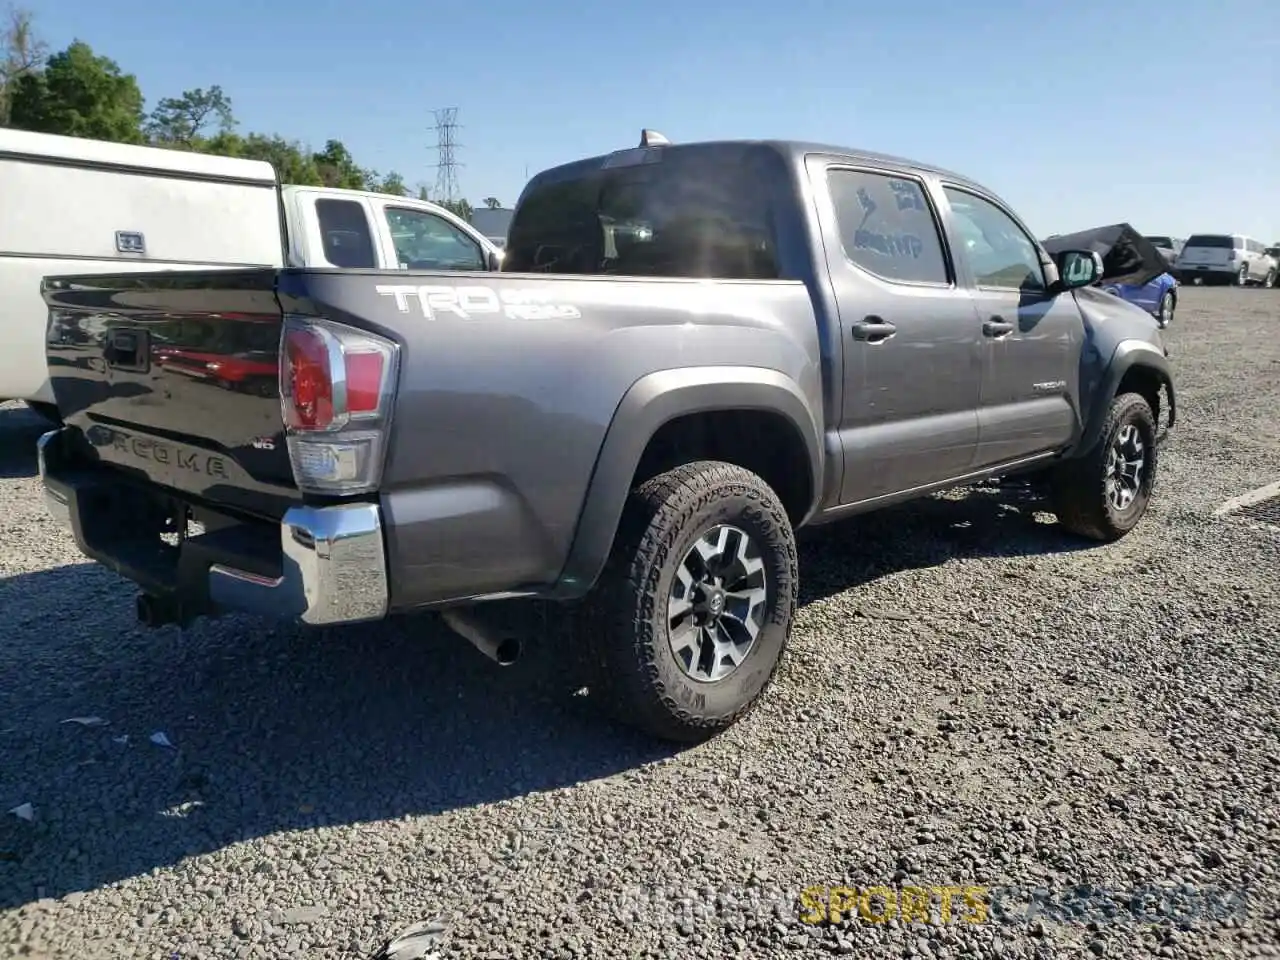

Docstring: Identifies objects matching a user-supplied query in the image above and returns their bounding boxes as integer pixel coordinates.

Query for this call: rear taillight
[279,315,399,495]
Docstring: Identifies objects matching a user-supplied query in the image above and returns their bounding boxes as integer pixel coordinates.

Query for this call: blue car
[1100,271,1178,328]
[1043,223,1178,329]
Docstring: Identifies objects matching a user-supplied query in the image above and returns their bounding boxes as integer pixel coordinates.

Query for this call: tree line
[0,7,505,221]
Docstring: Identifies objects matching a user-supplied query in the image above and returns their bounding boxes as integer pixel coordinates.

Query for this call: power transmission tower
[428,108,462,203]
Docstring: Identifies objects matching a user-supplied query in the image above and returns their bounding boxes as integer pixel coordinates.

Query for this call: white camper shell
[0,128,501,416]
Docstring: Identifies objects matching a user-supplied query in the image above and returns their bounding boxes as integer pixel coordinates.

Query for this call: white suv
[1176,234,1277,287]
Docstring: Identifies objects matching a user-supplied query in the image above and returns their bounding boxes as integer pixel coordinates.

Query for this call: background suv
[1176,234,1277,287]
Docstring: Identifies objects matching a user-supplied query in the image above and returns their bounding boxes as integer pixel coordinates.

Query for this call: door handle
[851,317,897,342]
[983,317,1014,338]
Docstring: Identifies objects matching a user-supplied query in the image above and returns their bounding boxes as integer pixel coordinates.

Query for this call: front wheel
[1156,291,1174,328]
[1048,392,1157,542]
[576,460,798,743]
[1264,269,1276,290]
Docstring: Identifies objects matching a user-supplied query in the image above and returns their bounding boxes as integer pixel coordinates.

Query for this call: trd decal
[375,284,582,321]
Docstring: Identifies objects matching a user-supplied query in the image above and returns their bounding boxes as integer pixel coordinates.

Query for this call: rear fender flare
[549,366,823,599]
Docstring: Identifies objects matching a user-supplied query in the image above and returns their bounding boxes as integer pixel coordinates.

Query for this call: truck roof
[526,138,988,194]
[0,127,278,185]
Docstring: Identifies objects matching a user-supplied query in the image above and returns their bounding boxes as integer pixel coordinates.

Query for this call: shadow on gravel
[0,480,1094,910]
[795,480,1096,606]
[0,405,47,479]
[0,566,674,910]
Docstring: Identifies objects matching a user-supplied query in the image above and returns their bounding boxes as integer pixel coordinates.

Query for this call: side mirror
[486,249,503,271]
[1052,249,1104,290]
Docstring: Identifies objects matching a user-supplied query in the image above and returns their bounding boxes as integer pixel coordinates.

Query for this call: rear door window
[825,169,950,285]
[315,198,377,268]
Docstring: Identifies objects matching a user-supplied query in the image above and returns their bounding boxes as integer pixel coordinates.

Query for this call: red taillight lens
[344,351,385,414]
[283,327,334,430]
[279,315,398,495]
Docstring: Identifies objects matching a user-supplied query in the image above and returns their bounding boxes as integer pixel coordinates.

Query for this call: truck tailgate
[43,269,301,520]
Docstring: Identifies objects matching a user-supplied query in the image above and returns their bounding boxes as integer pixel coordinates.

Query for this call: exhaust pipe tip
[442,608,523,667]
[493,636,521,667]
[136,592,183,629]
[136,592,158,627]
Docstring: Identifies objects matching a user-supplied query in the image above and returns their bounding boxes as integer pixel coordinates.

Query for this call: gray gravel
[1,286,1278,959]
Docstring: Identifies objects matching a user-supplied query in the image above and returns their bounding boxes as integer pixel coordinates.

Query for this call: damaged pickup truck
[37,132,1177,742]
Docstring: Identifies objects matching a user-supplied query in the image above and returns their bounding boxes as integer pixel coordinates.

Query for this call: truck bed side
[41,267,826,614]
[281,269,825,608]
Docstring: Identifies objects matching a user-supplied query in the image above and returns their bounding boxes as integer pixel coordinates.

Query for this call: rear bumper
[37,428,389,626]
[1174,264,1234,279]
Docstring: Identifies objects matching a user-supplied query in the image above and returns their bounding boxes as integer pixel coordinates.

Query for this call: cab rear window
[504,145,782,280]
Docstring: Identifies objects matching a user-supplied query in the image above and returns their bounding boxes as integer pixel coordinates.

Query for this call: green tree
[370,170,407,196]
[8,39,145,142]
[146,84,234,147]
[204,130,322,185]
[438,198,473,221]
[0,5,46,126]
[313,138,369,189]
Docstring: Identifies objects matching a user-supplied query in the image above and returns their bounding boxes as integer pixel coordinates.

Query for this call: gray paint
[283,132,1173,614]
[41,138,1178,617]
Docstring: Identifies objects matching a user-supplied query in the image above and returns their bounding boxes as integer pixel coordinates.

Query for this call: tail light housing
[279,315,399,495]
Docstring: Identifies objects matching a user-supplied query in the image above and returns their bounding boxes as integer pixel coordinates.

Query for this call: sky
[24,0,1279,241]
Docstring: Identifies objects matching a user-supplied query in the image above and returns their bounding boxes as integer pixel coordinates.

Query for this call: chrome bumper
[207,503,389,625]
[37,428,389,627]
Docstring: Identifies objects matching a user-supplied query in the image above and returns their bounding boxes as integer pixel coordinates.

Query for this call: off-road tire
[575,460,798,743]
[1048,392,1157,542]
[1156,290,1174,328]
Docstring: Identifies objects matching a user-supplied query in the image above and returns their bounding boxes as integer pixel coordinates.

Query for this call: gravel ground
[1,286,1278,960]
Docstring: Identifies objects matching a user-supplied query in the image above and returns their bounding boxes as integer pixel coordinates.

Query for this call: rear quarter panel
[279,269,824,609]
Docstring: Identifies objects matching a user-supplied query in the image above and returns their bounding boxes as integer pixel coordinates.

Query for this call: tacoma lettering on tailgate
[86,425,229,479]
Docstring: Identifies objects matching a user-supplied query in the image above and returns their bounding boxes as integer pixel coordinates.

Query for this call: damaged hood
[1042,223,1171,288]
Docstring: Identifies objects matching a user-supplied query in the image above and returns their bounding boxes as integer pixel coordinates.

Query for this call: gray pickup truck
[36,132,1176,743]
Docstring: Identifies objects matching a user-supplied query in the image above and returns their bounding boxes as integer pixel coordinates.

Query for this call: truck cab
[280,186,502,273]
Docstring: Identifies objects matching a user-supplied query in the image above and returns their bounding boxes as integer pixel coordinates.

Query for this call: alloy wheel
[667,524,769,683]
[1105,424,1146,512]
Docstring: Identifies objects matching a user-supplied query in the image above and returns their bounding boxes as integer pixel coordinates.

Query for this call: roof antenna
[639,129,670,147]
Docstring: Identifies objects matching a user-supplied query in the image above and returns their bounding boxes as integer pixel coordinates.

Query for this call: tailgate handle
[105,329,150,372]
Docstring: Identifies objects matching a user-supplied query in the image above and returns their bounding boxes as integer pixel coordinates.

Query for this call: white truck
[0,127,502,421]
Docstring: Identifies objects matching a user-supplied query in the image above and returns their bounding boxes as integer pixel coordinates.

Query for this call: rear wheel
[1048,392,1157,542]
[1235,264,1250,286]
[575,460,798,743]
